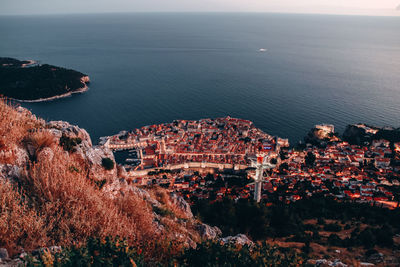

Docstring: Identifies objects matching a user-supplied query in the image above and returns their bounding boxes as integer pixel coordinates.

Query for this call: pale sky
[1,0,399,16]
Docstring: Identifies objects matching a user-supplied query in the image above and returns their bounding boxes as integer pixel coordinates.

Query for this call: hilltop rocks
[307,258,347,267]
[0,146,29,169]
[196,223,222,240]
[0,248,18,267]
[101,178,126,198]
[366,252,384,264]
[85,146,117,181]
[46,120,117,181]
[0,164,24,182]
[47,120,92,147]
[221,234,254,246]
[2,117,118,184]
[170,192,193,218]
[13,147,29,167]
[0,248,9,260]
[130,185,156,203]
[103,178,154,200]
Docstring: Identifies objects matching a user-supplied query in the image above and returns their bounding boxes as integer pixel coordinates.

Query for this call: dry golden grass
[22,145,156,250]
[0,99,194,262]
[0,98,42,164]
[148,186,192,220]
[22,130,57,161]
[0,181,49,255]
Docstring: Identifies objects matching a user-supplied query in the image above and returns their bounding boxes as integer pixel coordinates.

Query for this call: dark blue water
[1,13,399,143]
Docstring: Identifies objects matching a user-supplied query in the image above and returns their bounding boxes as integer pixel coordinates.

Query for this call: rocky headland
[0,57,90,102]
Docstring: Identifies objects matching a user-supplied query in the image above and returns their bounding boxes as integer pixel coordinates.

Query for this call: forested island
[0,57,90,102]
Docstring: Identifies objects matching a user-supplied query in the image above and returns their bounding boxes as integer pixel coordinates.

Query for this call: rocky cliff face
[45,120,118,182]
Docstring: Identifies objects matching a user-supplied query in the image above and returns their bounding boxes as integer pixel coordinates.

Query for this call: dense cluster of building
[104,120,400,208]
[266,137,399,207]
[104,117,288,171]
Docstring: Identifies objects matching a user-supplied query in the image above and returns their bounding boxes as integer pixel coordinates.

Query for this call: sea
[0,13,399,144]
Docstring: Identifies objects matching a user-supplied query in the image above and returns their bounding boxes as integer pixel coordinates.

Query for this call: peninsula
[101,116,289,175]
[0,57,90,102]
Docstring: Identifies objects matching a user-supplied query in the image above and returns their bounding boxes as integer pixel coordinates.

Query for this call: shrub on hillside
[27,237,143,267]
[348,226,394,248]
[0,181,49,256]
[27,239,305,266]
[323,223,342,232]
[102,157,115,170]
[94,179,107,189]
[0,98,41,163]
[327,234,342,246]
[22,130,54,162]
[175,241,304,266]
[59,134,82,152]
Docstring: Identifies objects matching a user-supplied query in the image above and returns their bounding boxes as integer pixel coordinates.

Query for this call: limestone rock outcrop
[196,223,222,240]
[46,120,117,181]
[221,234,254,246]
[170,192,193,218]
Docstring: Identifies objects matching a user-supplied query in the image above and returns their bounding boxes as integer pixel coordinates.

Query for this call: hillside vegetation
[0,99,303,266]
[0,99,196,263]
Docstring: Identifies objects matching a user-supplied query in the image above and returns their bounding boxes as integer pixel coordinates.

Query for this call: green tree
[102,157,115,170]
[305,152,316,166]
[176,241,304,267]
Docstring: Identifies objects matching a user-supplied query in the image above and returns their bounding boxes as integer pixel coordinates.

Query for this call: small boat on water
[259,48,267,52]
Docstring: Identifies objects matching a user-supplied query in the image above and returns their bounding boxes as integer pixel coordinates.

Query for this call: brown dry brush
[0,181,49,255]
[0,98,42,164]
[0,99,189,262]
[21,146,159,257]
[21,129,56,162]
[35,150,189,262]
[149,186,191,220]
